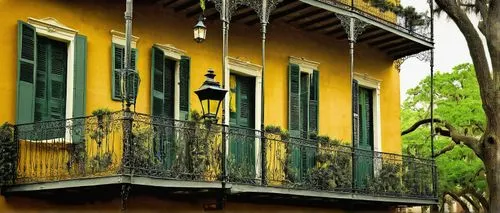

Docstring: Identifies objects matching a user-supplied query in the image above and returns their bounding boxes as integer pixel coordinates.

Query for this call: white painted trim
[28,17,77,142]
[228,57,263,180]
[154,43,187,60]
[154,44,188,120]
[110,30,139,48]
[289,56,320,74]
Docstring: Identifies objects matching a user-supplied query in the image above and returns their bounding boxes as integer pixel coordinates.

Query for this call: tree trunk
[483,124,500,212]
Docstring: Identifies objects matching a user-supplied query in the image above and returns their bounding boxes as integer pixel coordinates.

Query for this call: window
[288,57,320,181]
[352,74,382,189]
[110,30,139,101]
[288,57,319,138]
[150,44,190,120]
[35,36,67,122]
[16,18,87,125]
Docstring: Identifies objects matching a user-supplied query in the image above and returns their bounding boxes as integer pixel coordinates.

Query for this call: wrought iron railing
[0,111,436,200]
[326,0,432,41]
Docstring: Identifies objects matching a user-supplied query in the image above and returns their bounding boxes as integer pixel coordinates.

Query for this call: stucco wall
[0,0,402,210]
[0,0,401,151]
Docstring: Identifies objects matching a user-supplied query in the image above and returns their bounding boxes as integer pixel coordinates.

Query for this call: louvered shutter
[309,70,319,134]
[164,59,175,118]
[35,38,49,122]
[73,35,87,118]
[352,80,360,147]
[240,77,255,166]
[48,39,67,121]
[179,56,190,121]
[300,73,309,139]
[16,21,36,124]
[72,35,87,143]
[112,44,123,100]
[288,63,300,137]
[151,47,165,117]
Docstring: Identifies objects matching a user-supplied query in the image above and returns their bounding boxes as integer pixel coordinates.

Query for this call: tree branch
[442,122,483,157]
[464,187,489,212]
[443,191,471,213]
[459,193,481,212]
[401,118,442,135]
[434,0,494,115]
[434,143,456,157]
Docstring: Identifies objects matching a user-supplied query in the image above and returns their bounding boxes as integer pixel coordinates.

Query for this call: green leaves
[401,63,486,198]
[199,0,205,11]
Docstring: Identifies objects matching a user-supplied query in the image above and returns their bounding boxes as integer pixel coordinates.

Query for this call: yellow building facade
[0,0,436,212]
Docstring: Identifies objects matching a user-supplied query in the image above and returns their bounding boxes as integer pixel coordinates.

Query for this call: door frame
[227,56,262,180]
[354,73,381,153]
[354,72,382,178]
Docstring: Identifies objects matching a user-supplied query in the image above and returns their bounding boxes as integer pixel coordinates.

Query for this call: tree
[367,0,499,211]
[402,63,488,212]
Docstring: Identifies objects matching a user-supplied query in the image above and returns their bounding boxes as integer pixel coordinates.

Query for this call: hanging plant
[363,0,429,31]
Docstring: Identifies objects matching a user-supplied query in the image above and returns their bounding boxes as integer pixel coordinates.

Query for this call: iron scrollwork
[335,14,369,43]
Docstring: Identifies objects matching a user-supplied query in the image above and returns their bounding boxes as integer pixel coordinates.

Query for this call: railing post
[221,124,228,184]
[261,131,267,186]
[122,110,134,175]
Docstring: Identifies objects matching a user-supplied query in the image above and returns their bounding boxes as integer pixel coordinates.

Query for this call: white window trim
[154,43,187,120]
[110,30,139,48]
[289,56,320,74]
[227,56,263,180]
[28,17,77,143]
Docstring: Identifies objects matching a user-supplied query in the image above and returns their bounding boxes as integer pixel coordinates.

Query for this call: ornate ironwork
[242,0,283,24]
[316,0,432,42]
[336,14,369,42]
[394,49,431,72]
[2,111,436,201]
[209,0,247,22]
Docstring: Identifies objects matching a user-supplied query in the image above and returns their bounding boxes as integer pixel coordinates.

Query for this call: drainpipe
[124,0,133,112]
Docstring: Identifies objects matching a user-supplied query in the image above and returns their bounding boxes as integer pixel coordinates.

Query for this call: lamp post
[195,69,228,123]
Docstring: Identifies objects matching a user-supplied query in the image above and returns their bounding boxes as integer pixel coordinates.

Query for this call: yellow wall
[0,0,401,150]
[0,0,403,211]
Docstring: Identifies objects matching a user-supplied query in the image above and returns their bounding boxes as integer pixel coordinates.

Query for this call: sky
[398,0,478,103]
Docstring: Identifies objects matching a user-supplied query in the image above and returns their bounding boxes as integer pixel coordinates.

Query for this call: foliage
[367,161,402,194]
[0,123,16,186]
[307,134,351,190]
[401,63,486,206]
[363,0,429,31]
[90,108,113,147]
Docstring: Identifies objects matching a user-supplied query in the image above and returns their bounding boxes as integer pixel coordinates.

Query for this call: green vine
[0,123,16,186]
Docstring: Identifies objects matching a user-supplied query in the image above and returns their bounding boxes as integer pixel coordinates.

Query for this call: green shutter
[35,37,48,122]
[48,39,67,121]
[73,35,87,118]
[309,70,319,134]
[112,44,138,101]
[16,21,36,124]
[300,73,309,138]
[111,44,123,101]
[164,59,175,118]
[73,34,87,143]
[288,63,300,137]
[352,80,359,147]
[179,56,190,121]
[151,47,165,117]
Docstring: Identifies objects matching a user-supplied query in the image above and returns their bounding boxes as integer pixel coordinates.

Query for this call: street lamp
[195,69,227,122]
[193,15,207,43]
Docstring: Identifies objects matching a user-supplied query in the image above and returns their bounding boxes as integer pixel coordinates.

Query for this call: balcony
[0,111,437,207]
[164,0,432,59]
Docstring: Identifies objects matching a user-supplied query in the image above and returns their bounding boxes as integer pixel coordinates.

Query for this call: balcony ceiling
[157,0,432,59]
